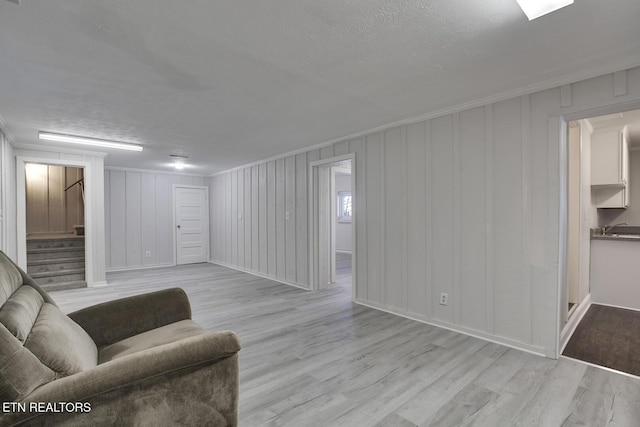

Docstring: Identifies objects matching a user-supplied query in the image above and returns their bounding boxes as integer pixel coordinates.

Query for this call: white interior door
[175,186,209,265]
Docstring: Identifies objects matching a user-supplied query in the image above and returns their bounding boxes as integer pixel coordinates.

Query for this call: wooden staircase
[26,235,86,291]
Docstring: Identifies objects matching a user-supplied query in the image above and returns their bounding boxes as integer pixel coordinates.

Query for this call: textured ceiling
[0,0,639,174]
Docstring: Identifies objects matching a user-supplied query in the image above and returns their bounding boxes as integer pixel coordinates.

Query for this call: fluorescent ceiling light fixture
[516,0,573,20]
[173,162,185,170]
[38,132,143,152]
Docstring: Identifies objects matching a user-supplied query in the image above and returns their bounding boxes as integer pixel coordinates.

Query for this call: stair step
[33,272,86,285]
[41,281,86,292]
[27,259,85,274]
[27,237,85,250]
[27,257,85,266]
[30,268,85,279]
[27,248,85,261]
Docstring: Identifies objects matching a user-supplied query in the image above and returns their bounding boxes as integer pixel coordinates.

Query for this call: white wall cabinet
[591,125,629,208]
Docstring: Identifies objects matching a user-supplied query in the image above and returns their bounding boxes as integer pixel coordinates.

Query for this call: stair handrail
[64,177,84,192]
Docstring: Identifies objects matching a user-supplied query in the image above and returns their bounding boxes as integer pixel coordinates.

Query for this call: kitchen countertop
[591,226,640,241]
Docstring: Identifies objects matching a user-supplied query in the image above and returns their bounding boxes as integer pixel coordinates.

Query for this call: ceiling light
[516,0,573,20]
[38,132,143,152]
[174,162,185,170]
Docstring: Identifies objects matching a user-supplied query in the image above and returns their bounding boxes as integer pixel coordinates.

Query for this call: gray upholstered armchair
[0,251,241,427]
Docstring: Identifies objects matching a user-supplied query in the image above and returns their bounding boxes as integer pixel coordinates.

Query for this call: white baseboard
[589,301,640,312]
[106,263,175,273]
[560,293,592,354]
[353,298,547,358]
[209,259,310,291]
[87,281,108,288]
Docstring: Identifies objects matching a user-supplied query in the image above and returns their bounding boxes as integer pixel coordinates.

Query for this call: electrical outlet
[439,292,448,306]
[285,211,290,220]
[145,251,151,258]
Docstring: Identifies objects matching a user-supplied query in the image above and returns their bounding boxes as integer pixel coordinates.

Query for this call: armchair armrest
[68,288,192,347]
[6,331,241,427]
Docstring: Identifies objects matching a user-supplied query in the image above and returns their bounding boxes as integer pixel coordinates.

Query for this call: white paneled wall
[0,129,16,259]
[212,66,640,357]
[104,169,206,271]
[210,154,310,288]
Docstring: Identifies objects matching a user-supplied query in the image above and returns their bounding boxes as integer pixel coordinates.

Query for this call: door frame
[308,153,356,298]
[172,184,210,265]
[16,157,93,282]
[557,99,640,357]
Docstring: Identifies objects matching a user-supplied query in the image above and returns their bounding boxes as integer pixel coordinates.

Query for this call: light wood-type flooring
[50,263,640,426]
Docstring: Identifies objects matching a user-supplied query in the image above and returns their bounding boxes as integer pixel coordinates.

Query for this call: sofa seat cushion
[99,319,208,364]
[25,303,98,377]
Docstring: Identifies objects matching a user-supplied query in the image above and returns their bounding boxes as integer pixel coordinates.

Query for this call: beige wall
[25,164,84,235]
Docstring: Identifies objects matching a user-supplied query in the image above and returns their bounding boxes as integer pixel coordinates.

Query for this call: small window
[337,191,352,222]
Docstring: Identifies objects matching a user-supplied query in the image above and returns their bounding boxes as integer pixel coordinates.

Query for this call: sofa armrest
[5,331,240,427]
[68,288,192,347]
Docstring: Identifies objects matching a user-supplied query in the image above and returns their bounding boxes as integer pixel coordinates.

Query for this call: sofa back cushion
[0,251,24,306]
[0,251,98,400]
[0,324,55,401]
[25,303,98,376]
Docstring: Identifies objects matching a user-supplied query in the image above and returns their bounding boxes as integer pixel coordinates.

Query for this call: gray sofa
[0,251,241,426]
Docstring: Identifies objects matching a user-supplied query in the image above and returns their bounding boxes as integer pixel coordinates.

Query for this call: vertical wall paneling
[365,134,382,304]
[251,166,260,271]
[295,153,309,286]
[25,165,49,233]
[492,98,524,340]
[383,128,402,310]
[244,168,252,269]
[320,146,333,160]
[484,105,495,335]
[424,120,434,319]
[155,174,172,265]
[285,156,296,282]
[267,161,277,276]
[459,107,487,330]
[206,66,640,357]
[352,138,367,301]
[231,171,238,266]
[333,141,348,156]
[431,115,454,321]
[65,168,84,232]
[521,95,533,345]
[258,163,268,274]
[546,116,563,357]
[109,171,126,268]
[125,172,142,266]
[276,159,286,278]
[104,170,111,268]
[141,173,157,265]
[452,113,461,326]
[401,127,408,311]
[25,165,83,234]
[237,169,245,268]
[104,169,208,270]
[48,166,65,232]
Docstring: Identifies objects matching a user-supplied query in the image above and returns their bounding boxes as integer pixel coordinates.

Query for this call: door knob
[177,225,181,229]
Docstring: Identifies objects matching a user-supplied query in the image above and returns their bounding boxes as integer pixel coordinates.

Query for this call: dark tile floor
[563,304,640,377]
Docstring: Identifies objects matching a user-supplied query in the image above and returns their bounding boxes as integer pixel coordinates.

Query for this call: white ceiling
[1,0,639,175]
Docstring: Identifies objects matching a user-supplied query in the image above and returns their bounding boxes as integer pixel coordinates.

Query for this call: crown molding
[212,57,640,177]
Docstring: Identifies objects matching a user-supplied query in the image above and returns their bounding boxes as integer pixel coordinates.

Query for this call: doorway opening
[309,155,355,298]
[561,107,640,377]
[24,163,86,291]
